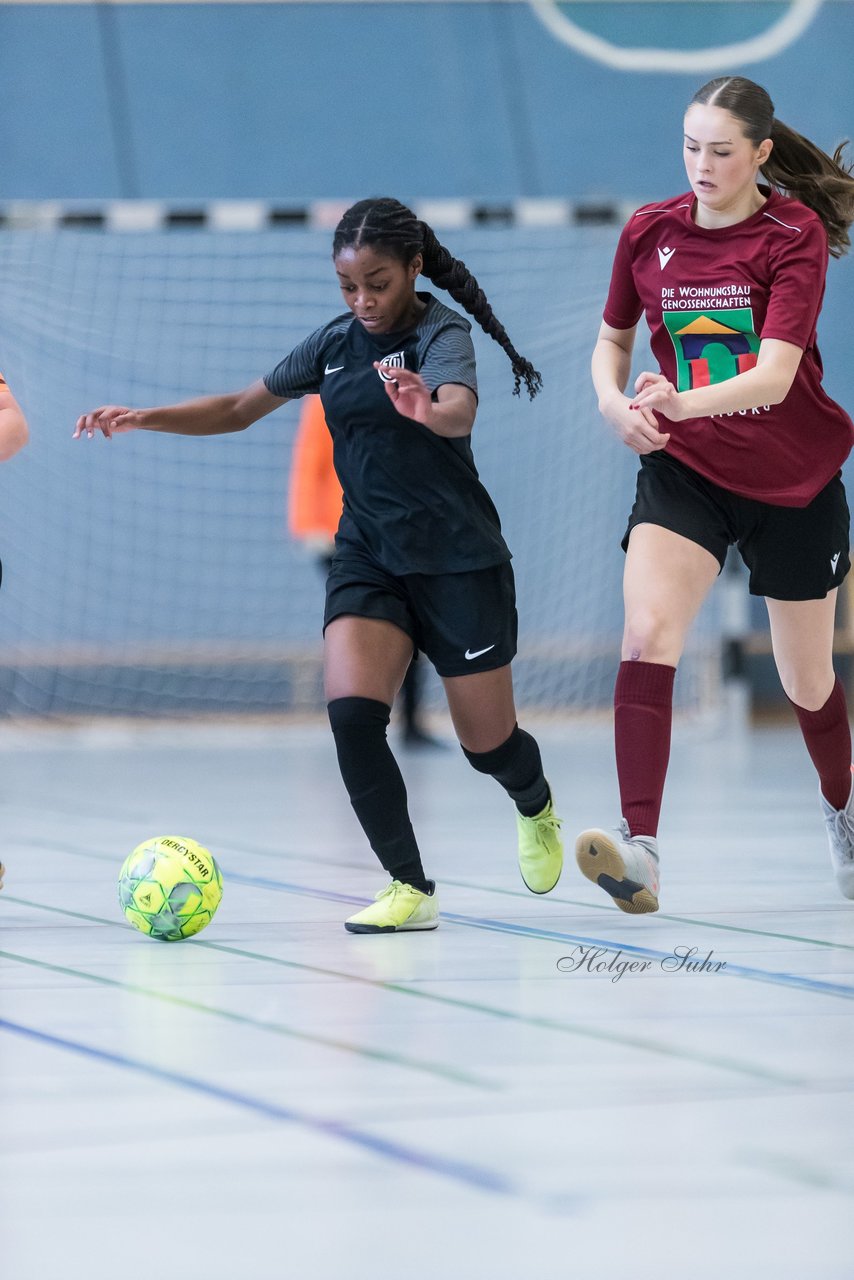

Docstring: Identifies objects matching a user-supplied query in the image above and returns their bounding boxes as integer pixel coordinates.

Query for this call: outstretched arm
[74,379,288,439]
[0,380,29,461]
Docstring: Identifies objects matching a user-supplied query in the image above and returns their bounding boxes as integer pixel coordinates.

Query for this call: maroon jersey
[604,188,854,507]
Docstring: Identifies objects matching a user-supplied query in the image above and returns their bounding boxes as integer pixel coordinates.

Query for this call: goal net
[0,219,722,718]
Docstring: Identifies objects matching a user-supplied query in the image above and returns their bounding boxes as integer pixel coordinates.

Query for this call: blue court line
[439,913,854,1002]
[0,1017,519,1200]
[11,845,854,1000]
[24,836,854,954]
[224,869,854,1002]
[0,897,814,1088]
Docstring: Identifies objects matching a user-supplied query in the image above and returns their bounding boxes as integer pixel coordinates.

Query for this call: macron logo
[657,246,676,270]
[831,552,841,573]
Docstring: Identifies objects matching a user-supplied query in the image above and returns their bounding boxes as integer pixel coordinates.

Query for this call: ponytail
[332,197,543,397]
[418,222,542,399]
[764,120,854,258]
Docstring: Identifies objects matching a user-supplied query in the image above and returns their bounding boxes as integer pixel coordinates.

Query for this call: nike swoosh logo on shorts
[465,645,496,660]
[324,364,344,375]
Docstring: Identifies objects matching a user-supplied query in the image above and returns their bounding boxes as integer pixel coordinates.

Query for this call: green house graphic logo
[664,307,760,391]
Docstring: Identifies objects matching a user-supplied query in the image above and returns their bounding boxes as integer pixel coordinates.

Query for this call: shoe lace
[828,807,854,862]
[533,811,562,839]
[374,879,418,902]
[618,818,659,865]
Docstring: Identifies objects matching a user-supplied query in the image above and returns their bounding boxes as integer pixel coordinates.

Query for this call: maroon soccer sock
[614,660,676,838]
[789,676,852,811]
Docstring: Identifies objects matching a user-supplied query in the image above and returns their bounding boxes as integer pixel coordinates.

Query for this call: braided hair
[332,197,542,398]
[690,77,854,258]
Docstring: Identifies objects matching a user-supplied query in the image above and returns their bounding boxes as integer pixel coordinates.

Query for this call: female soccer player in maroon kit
[578,76,854,913]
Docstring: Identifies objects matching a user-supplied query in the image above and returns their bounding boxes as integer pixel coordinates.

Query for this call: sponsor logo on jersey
[377,351,405,383]
[657,246,676,269]
[663,307,759,392]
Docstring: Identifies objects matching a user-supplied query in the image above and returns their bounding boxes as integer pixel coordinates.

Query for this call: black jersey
[264,293,511,576]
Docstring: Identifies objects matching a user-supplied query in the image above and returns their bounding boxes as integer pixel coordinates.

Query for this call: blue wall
[0,218,850,715]
[0,2,851,200]
[0,2,851,714]
[0,225,650,713]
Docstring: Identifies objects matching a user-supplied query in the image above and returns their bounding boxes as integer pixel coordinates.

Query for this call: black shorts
[622,451,850,600]
[324,547,518,677]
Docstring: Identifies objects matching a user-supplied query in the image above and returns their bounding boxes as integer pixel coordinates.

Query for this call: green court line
[1,1017,520,1203]
[0,946,497,1093]
[13,844,854,1001]
[736,1148,852,1193]
[1,894,814,1090]
[184,834,854,957]
[442,878,854,954]
[222,839,854,955]
[24,834,854,955]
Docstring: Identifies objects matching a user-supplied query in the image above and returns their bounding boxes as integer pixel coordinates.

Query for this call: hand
[629,372,688,423]
[73,406,142,440]
[372,365,433,426]
[599,391,670,455]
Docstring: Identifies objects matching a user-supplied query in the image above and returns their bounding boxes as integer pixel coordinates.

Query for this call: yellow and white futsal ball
[118,835,223,941]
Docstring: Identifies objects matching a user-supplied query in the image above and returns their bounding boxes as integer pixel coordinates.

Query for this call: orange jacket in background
[287,395,343,541]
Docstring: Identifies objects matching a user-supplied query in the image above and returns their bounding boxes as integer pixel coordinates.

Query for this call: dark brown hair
[333,197,542,397]
[690,76,854,257]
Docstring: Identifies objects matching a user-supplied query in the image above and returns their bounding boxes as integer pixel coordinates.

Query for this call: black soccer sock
[327,697,430,893]
[462,725,550,817]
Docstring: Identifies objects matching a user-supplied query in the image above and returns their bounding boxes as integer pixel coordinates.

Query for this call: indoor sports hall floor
[1,715,852,1279]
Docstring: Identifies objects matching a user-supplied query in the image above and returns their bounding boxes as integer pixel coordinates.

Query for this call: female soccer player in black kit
[75,198,564,932]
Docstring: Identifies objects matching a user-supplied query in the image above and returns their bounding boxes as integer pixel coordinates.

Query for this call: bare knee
[622,608,685,666]
[443,667,517,754]
[449,702,516,754]
[777,666,835,711]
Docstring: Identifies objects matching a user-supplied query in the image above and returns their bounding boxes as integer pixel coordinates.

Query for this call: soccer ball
[118,836,223,941]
